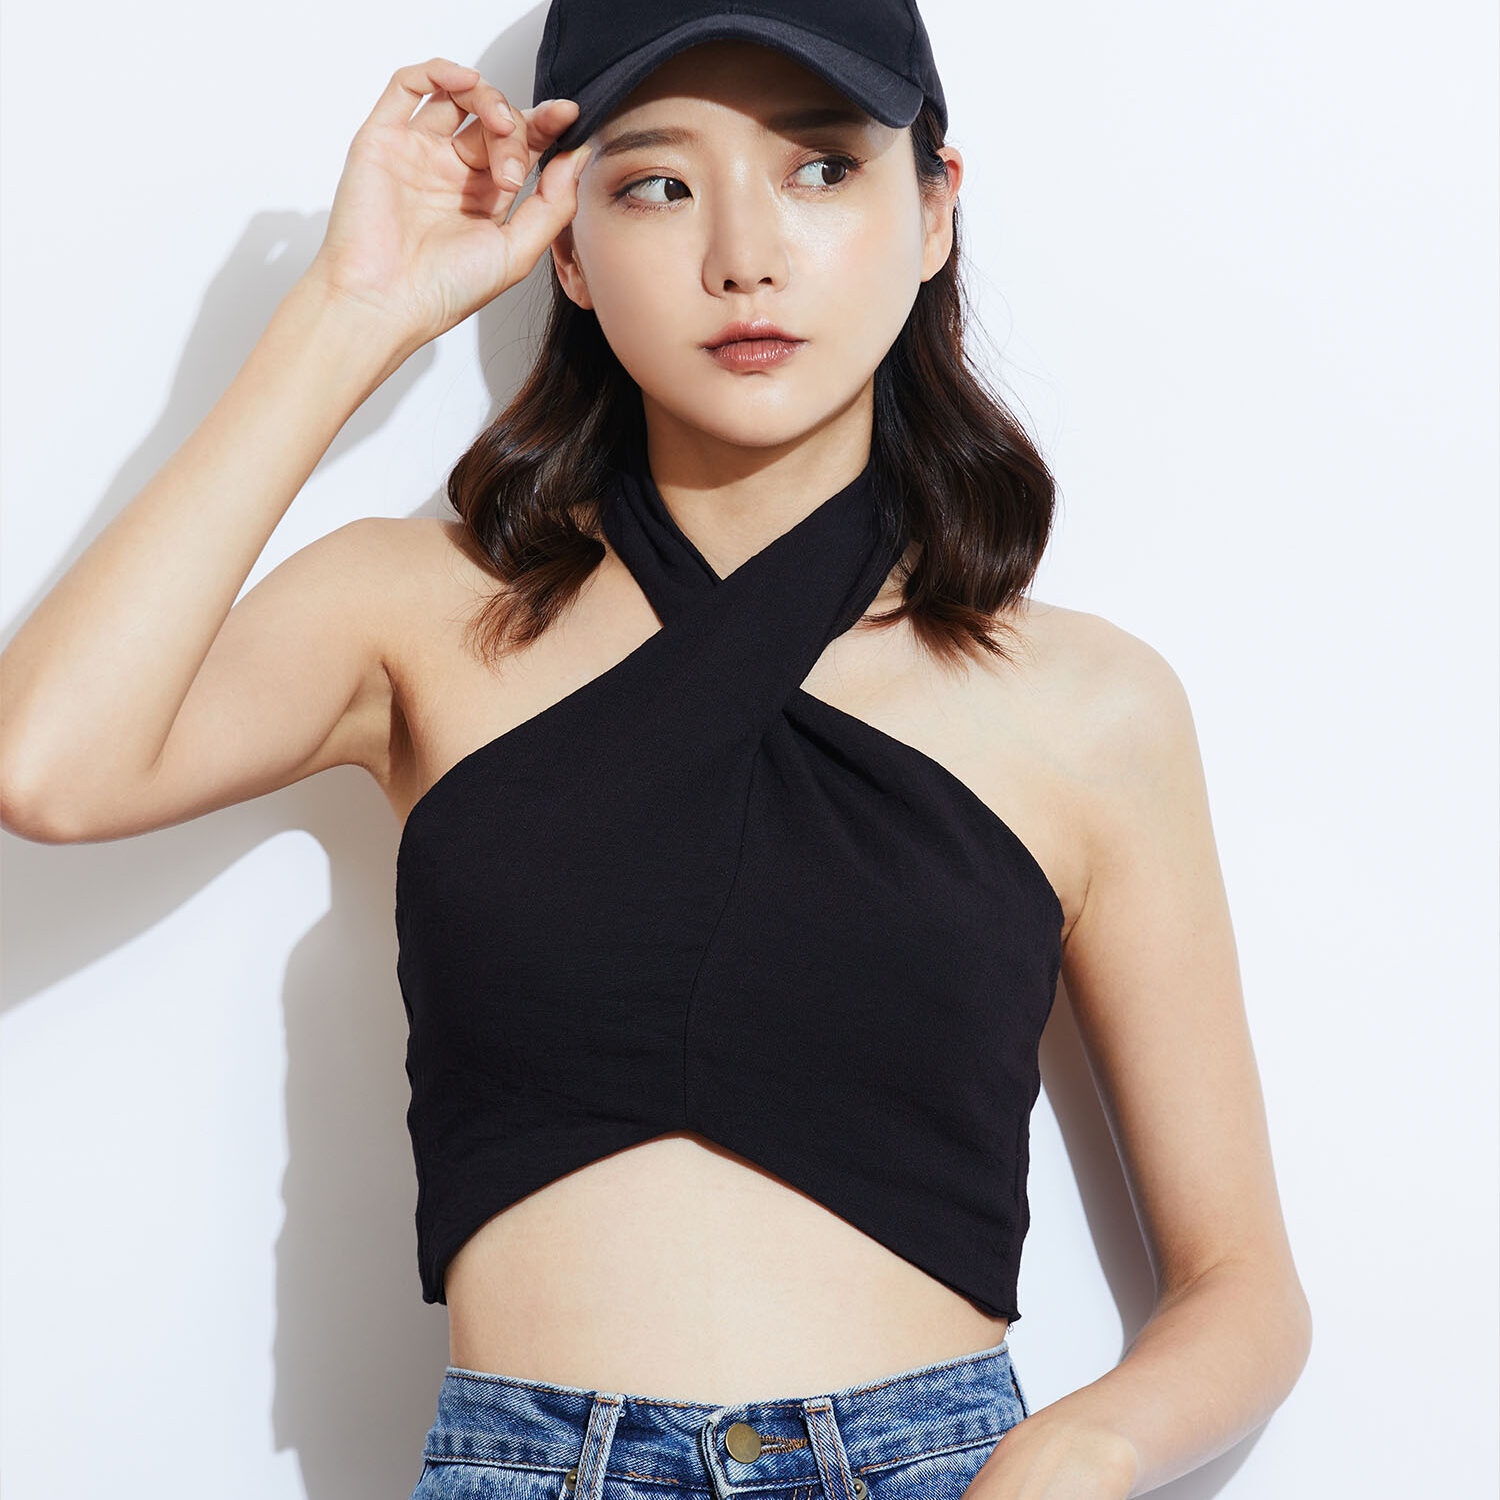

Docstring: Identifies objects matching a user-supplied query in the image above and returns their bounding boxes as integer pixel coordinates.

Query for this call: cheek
[576,231,692,374]
[802,212,924,359]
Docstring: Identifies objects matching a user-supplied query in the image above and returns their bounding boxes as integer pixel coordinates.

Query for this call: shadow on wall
[0,13,568,1498]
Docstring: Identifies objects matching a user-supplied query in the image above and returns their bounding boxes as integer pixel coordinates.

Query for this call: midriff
[443,1129,1011,1404]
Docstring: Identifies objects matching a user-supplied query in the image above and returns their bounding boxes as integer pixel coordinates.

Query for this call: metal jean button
[725,1421,762,1462]
[564,1468,577,1489]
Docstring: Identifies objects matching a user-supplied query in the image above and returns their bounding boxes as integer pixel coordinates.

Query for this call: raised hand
[309,57,588,351]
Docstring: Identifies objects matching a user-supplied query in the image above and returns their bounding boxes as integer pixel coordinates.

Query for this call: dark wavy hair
[446,100,1058,672]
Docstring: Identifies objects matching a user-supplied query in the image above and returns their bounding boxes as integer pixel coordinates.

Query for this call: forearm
[0,271,413,812]
[1025,1258,1313,1495]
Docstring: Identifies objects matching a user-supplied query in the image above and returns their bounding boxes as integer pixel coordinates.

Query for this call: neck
[631,414,876,580]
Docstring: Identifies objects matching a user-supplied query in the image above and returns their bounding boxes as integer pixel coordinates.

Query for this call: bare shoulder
[978,597,1203,919]
[1012,597,1213,920]
[356,514,502,656]
[1009,596,1196,776]
[319,515,495,786]
[182,512,479,803]
[354,514,490,601]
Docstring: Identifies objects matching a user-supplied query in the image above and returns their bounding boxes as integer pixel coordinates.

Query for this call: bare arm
[0,279,409,841]
[0,59,590,843]
[971,618,1313,1499]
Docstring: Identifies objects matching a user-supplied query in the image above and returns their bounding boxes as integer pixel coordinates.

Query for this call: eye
[616,175,693,209]
[613,153,865,212]
[789,154,861,189]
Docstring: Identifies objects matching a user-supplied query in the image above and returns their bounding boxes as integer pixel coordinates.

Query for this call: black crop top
[394,441,1064,1324]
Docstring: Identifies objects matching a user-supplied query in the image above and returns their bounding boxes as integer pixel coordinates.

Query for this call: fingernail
[572,144,593,180]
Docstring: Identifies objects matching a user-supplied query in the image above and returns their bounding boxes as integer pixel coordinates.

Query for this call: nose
[700,175,791,296]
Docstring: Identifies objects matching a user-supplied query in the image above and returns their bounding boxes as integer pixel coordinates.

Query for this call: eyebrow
[594,104,873,160]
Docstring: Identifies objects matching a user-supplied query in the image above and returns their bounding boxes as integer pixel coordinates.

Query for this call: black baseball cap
[532,0,948,172]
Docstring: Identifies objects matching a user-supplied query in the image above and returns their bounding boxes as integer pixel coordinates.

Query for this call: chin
[641,378,832,448]
[682,408,836,452]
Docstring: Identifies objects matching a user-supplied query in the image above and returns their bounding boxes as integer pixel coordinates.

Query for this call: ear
[550,224,594,310]
[920,146,963,283]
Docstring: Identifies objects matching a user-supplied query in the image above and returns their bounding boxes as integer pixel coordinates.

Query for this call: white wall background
[2,1,1495,1496]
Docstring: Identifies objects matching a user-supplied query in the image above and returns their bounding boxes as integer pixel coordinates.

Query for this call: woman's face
[551,40,961,456]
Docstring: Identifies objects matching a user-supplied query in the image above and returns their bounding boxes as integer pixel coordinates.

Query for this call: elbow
[1288,1283,1315,1379]
[1167,1254,1315,1392]
[0,765,85,844]
[1253,1271,1315,1393]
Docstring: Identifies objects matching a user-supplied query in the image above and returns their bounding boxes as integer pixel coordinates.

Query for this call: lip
[702,318,804,350]
[704,337,805,371]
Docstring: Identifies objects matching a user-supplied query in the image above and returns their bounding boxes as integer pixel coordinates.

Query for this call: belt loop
[567,1394,624,1500]
[697,1409,734,1500]
[800,1397,866,1500]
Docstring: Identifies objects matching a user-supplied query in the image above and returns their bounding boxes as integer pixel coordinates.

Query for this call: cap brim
[538,14,923,171]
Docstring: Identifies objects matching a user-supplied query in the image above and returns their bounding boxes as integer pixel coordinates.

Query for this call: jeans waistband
[423,1338,1026,1500]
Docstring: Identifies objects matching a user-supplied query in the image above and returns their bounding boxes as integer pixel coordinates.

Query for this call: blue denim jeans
[410,1338,1032,1500]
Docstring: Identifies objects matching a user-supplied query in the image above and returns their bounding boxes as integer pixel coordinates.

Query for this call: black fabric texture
[394,443,1064,1323]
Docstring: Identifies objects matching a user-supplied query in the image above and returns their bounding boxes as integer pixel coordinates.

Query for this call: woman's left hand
[960,1411,1138,1500]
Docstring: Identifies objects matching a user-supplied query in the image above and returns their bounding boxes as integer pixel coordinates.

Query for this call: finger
[498,143,592,261]
[450,112,497,175]
[455,96,581,197]
[513,95,582,154]
[450,108,517,179]
[410,75,518,143]
[407,87,467,138]
[364,58,482,132]
[451,89,579,192]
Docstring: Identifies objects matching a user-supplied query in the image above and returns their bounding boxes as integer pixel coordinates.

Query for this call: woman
[0,1,1311,1496]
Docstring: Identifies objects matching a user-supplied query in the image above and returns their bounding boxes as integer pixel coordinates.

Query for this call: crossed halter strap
[591,440,908,765]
